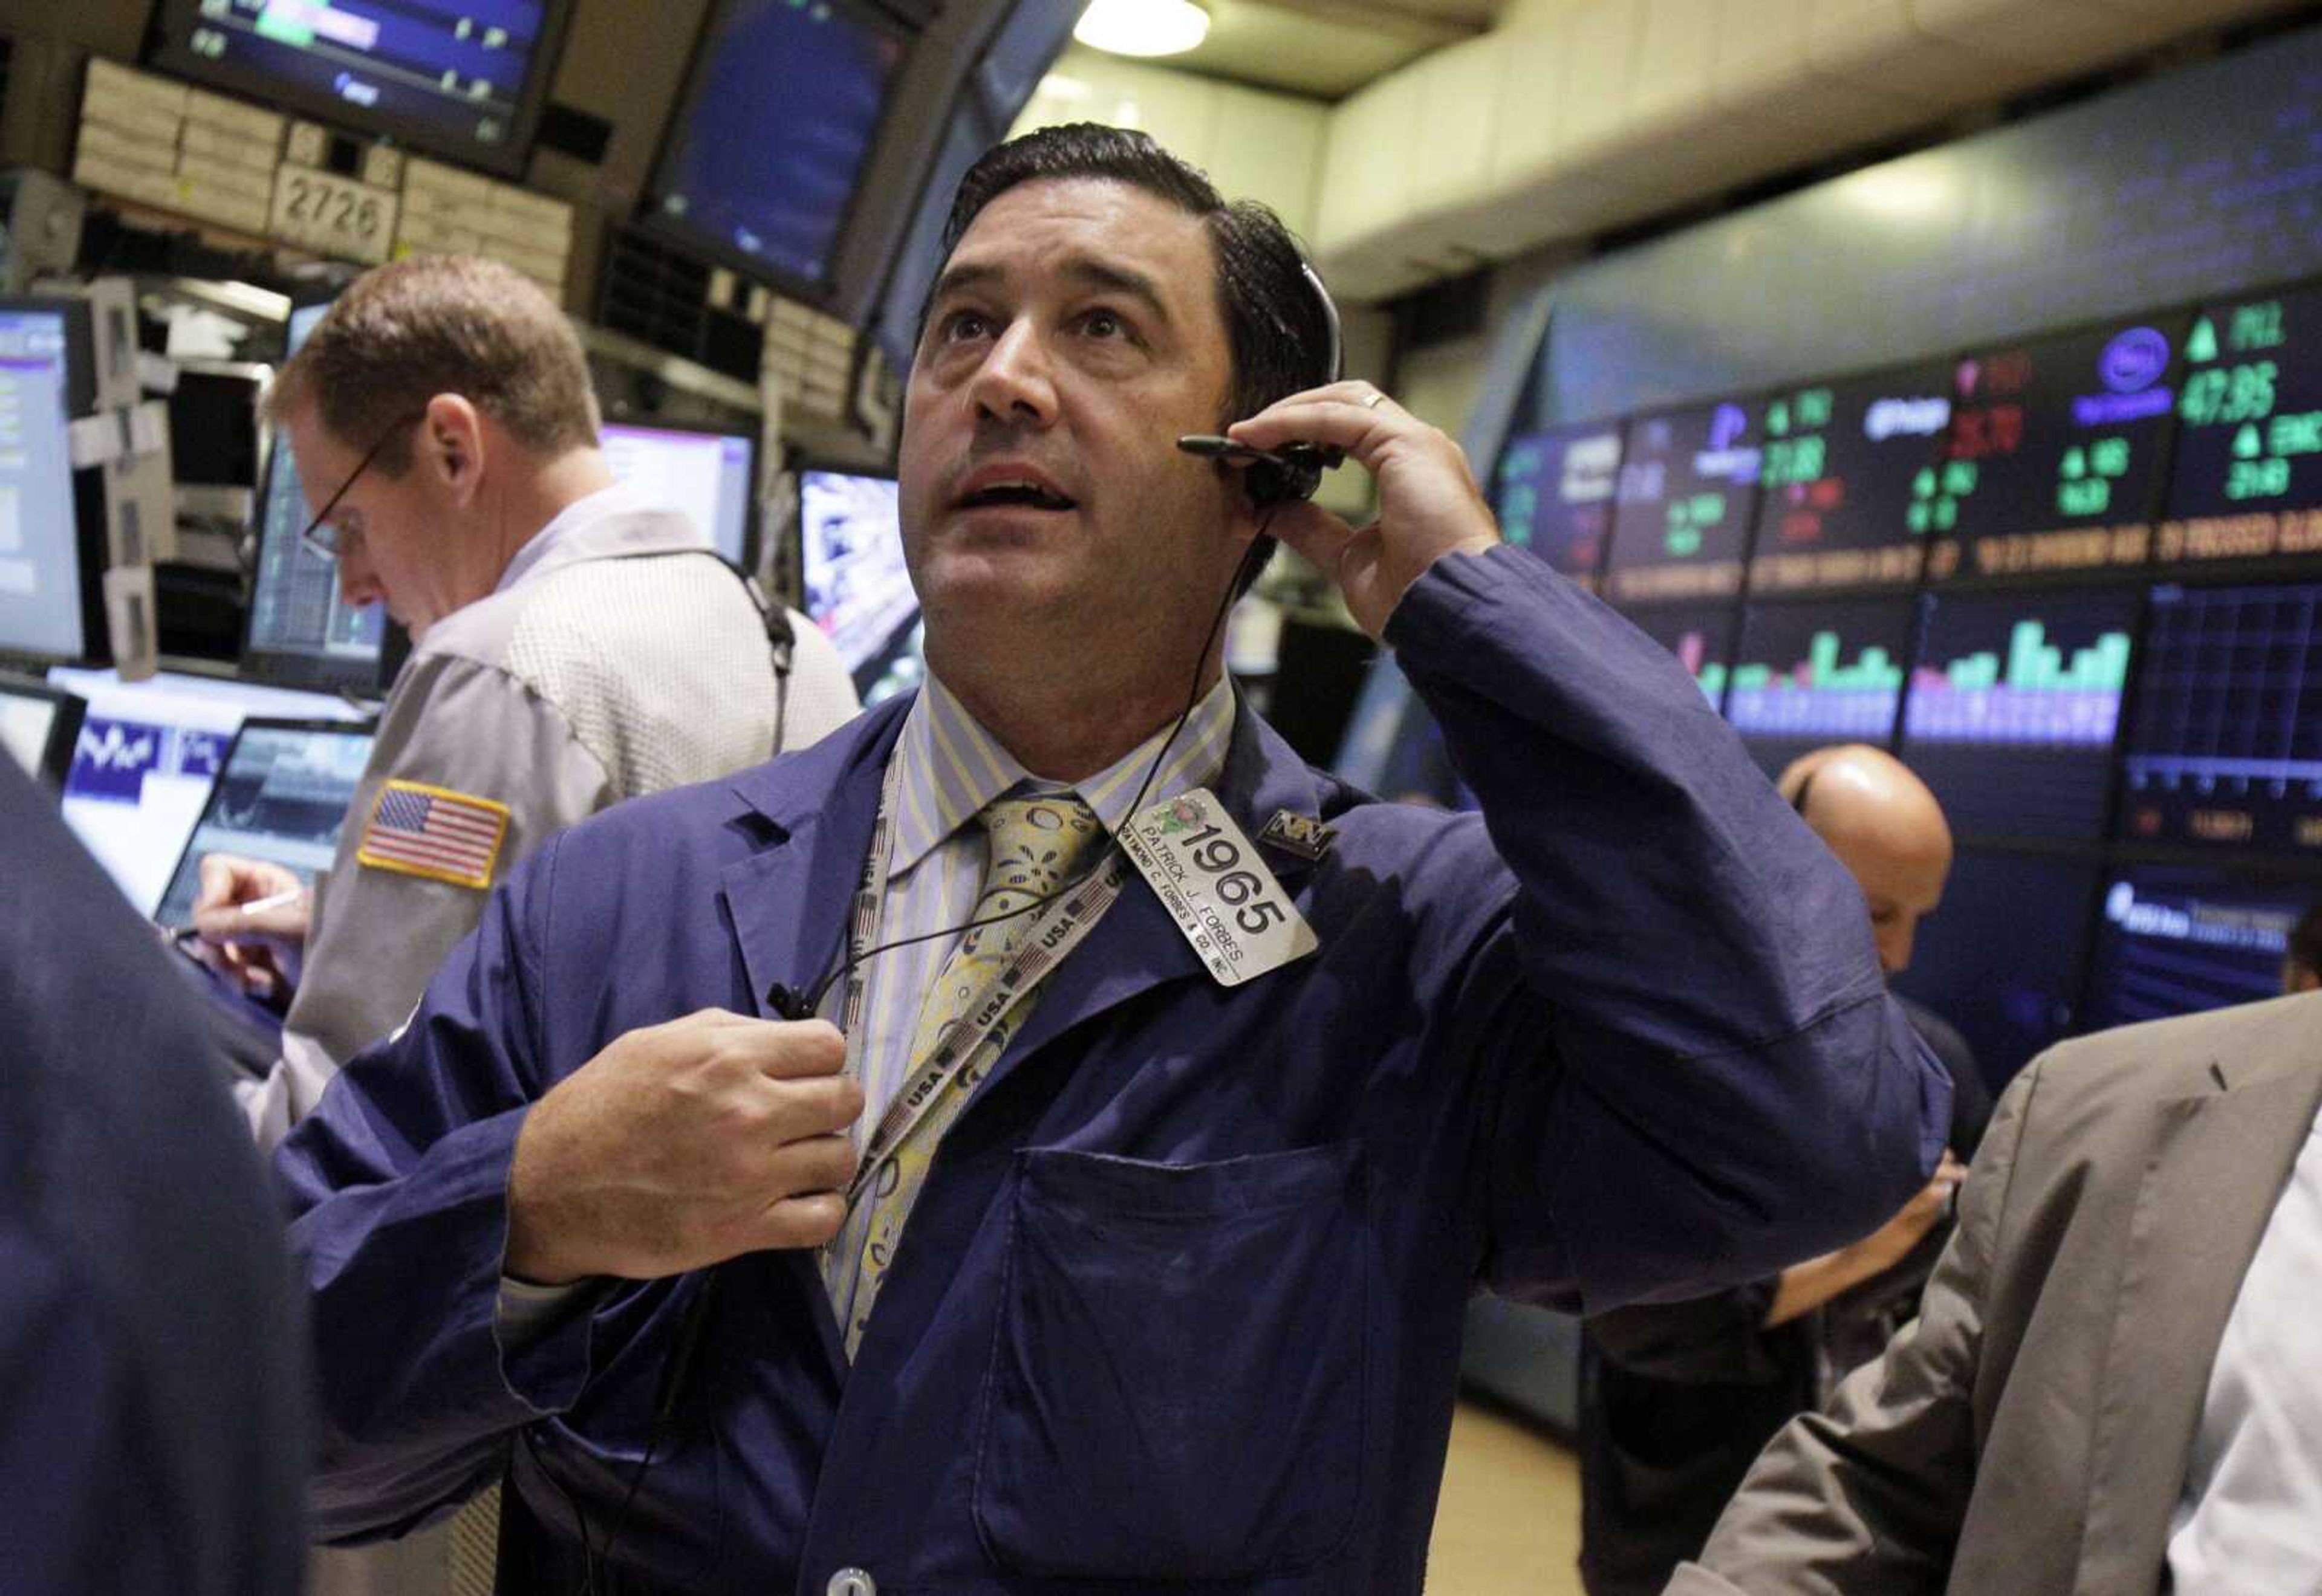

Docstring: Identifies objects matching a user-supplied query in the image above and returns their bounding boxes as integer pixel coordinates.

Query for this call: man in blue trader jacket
[278,125,1950,1595]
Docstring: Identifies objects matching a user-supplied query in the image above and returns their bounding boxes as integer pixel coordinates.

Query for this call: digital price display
[1492,422,1625,584]
[2116,582,2322,854]
[1619,602,1740,710]
[1725,598,1916,776]
[2159,285,2322,569]
[2083,866,2314,1030]
[1899,590,2139,842]
[1925,315,2188,581]
[1604,400,1764,603]
[1748,363,1953,594]
[1891,850,2097,1091]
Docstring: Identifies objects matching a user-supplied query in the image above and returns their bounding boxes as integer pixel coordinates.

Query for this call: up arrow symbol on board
[2234,423,2265,459]
[2188,317,2219,363]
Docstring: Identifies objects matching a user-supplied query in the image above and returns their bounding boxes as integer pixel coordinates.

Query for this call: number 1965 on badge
[1123,788,1318,986]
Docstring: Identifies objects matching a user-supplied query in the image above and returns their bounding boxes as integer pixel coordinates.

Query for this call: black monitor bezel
[597,413,763,572]
[141,0,578,182]
[637,0,914,305]
[149,713,380,931]
[0,670,88,793]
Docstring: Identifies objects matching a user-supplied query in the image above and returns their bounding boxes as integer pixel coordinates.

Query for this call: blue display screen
[0,309,86,661]
[149,0,563,176]
[2083,865,2314,1029]
[1726,598,1916,775]
[1491,422,1623,582]
[651,0,906,291]
[1899,589,2141,843]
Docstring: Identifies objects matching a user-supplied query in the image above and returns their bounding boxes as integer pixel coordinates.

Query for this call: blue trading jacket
[278,544,1950,1594]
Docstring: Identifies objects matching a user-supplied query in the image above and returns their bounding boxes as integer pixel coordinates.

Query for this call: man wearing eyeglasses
[192,255,859,1155]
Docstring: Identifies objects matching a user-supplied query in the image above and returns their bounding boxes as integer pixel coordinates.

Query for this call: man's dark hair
[2291,901,2322,984]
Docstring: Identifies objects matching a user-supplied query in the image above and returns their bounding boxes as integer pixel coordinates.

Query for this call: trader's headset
[548,256,1349,1594]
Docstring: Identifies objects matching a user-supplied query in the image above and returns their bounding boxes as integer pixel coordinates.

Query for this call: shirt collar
[492,481,711,594]
[886,671,1238,875]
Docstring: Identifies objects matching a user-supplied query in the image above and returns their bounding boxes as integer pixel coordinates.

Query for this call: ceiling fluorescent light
[1075,0,1211,59]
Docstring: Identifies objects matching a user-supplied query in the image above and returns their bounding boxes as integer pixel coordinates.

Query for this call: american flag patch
[357,780,510,889]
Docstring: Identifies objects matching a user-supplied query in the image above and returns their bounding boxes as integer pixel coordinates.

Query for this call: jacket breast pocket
[971,1143,1371,1581]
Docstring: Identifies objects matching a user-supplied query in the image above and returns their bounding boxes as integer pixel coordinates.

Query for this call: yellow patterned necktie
[834,791,1108,1355]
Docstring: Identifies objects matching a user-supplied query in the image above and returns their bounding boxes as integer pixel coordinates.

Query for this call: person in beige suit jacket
[1672,988,2322,1596]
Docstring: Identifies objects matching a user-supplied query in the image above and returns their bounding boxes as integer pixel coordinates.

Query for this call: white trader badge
[1121,788,1318,986]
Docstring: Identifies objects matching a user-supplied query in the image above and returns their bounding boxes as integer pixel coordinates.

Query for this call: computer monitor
[1726,597,1917,778]
[0,671,85,790]
[600,420,756,567]
[2115,581,2322,854]
[47,667,368,916]
[0,297,106,664]
[1927,313,2188,582]
[797,468,920,700]
[2082,864,2316,1030]
[1748,361,1954,595]
[145,0,575,181]
[1890,849,2099,1092]
[2159,282,2322,573]
[1604,399,1764,604]
[1616,600,1742,712]
[241,300,397,695]
[167,360,268,490]
[1898,588,2141,843]
[150,717,379,930]
[1491,421,1625,585]
[646,0,909,297]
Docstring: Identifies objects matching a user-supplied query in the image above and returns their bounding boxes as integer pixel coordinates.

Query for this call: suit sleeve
[242,652,613,1147]
[1383,545,1951,1307]
[1665,1064,2037,1596]
[273,840,594,1543]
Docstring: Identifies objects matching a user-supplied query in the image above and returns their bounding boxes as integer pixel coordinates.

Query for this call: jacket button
[826,1569,876,1596]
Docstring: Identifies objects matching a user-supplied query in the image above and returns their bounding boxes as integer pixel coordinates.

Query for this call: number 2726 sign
[267,166,399,266]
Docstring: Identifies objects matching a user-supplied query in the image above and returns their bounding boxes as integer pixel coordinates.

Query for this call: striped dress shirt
[829,670,1237,1142]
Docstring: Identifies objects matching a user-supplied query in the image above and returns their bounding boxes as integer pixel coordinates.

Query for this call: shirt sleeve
[1384,545,1953,1310]
[253,651,613,1144]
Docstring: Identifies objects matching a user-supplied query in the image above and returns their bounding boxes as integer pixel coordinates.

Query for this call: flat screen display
[0,673,83,789]
[1726,598,1916,775]
[151,719,377,929]
[2159,284,2322,571]
[600,421,755,566]
[1618,601,1740,710]
[797,469,919,699]
[1604,400,1763,603]
[244,302,392,693]
[1890,850,2098,1092]
[2083,864,2315,1029]
[2115,582,2322,855]
[0,307,92,661]
[1492,422,1624,583]
[146,0,571,180]
[1927,314,2188,581]
[648,0,907,293]
[47,667,366,915]
[1748,364,1953,594]
[1899,589,2140,842]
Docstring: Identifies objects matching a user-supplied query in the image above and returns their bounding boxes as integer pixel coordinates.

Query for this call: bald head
[1778,745,1954,975]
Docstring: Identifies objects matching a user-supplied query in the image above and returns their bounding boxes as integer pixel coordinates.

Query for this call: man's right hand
[189,854,311,1000]
[505,1010,864,1285]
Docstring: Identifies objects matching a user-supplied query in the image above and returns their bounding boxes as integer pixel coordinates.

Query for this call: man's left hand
[1228,383,1500,639]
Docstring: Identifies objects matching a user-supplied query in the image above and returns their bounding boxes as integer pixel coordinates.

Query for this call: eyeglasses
[297,409,429,563]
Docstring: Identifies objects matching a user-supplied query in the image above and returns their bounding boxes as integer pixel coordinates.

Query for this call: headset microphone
[1176,261,1347,510]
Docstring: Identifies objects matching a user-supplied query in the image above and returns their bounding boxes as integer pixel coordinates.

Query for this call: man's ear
[420,394,487,503]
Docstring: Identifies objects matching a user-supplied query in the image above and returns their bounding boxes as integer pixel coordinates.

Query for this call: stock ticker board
[1491,421,1625,584]
[1604,400,1765,604]
[1618,600,1740,710]
[1927,314,2190,582]
[1725,598,1917,775]
[1899,589,2140,842]
[2083,864,2312,1029]
[1747,364,1954,595]
[2160,285,2322,570]
[2116,582,2322,855]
